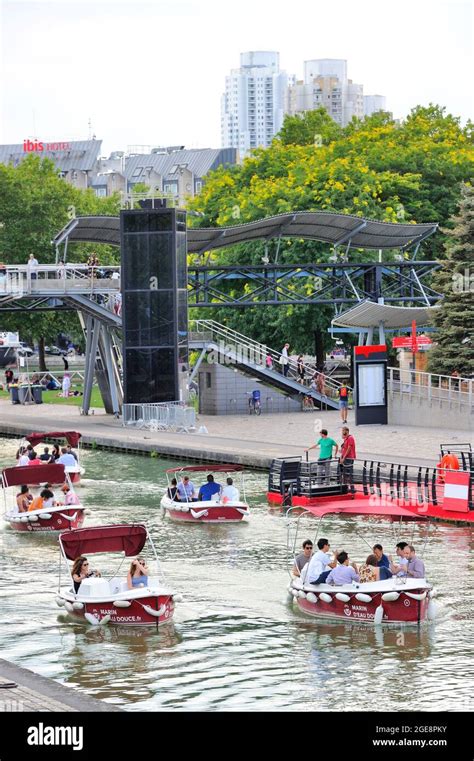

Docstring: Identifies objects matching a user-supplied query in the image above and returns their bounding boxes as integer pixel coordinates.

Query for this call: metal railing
[190,319,348,402]
[388,367,473,409]
[122,401,196,432]
[0,265,121,297]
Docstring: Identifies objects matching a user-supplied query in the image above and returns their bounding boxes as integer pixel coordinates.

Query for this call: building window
[195,180,202,193]
[95,187,107,197]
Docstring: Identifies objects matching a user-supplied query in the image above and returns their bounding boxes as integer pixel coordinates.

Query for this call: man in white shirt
[306,538,337,584]
[57,447,77,467]
[221,477,240,502]
[390,542,409,577]
[27,254,39,281]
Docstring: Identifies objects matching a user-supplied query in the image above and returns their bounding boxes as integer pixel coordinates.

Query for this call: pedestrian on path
[27,254,39,281]
[339,426,356,496]
[280,343,290,377]
[338,380,349,424]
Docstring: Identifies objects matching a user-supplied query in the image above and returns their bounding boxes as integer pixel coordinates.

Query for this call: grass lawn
[0,385,104,408]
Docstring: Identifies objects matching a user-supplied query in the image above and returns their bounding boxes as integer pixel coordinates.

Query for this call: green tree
[0,154,120,369]
[277,107,341,146]
[428,184,474,377]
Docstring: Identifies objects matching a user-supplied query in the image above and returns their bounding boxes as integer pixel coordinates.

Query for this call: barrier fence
[122,402,196,432]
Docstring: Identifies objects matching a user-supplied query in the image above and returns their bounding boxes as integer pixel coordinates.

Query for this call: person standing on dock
[305,429,338,485]
[339,426,356,496]
[279,343,290,377]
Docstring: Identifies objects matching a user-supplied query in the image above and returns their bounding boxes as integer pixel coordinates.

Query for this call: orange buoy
[436,453,460,483]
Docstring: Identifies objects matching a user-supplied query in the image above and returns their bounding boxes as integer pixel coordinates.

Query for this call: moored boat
[55,524,178,627]
[161,464,250,523]
[2,463,86,532]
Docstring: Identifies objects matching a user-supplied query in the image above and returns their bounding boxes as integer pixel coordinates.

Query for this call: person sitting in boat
[16,485,33,512]
[306,538,337,584]
[60,484,80,505]
[16,447,30,466]
[359,554,393,583]
[66,444,78,462]
[326,551,359,586]
[177,475,196,502]
[27,488,54,512]
[372,544,390,569]
[39,447,54,463]
[221,477,240,502]
[127,557,150,589]
[57,447,77,467]
[72,557,101,594]
[406,545,425,578]
[27,450,42,466]
[293,539,313,577]
[167,478,181,501]
[51,444,61,461]
[198,474,222,502]
[389,542,409,577]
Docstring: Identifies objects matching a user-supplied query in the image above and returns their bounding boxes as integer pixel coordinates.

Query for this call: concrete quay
[0,399,467,468]
[0,658,122,712]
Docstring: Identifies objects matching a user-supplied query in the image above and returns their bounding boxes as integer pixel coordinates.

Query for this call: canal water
[0,437,472,712]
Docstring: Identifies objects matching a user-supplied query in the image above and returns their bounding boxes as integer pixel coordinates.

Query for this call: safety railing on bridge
[388,367,473,409]
[0,265,121,297]
[190,319,348,403]
[122,401,196,432]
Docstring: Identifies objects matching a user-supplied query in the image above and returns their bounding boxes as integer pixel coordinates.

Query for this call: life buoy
[382,592,400,602]
[306,592,318,604]
[319,593,333,604]
[436,453,459,483]
[335,593,351,603]
[113,600,131,608]
[355,593,372,603]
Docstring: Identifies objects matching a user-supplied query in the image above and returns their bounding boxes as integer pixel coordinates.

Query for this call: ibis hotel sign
[23,139,71,153]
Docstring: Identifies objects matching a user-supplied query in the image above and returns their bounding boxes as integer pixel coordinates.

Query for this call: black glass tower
[121,207,189,404]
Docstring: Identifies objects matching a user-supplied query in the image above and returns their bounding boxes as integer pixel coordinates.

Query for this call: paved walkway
[0,400,467,468]
[0,659,122,712]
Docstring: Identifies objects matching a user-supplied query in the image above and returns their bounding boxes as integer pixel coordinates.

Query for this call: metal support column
[366,327,374,345]
[98,327,121,416]
[189,345,209,382]
[82,315,100,415]
[379,321,386,345]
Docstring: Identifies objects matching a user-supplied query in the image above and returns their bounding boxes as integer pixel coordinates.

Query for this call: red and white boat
[19,431,85,483]
[55,524,179,627]
[287,501,436,626]
[2,463,86,532]
[160,465,250,523]
[268,445,474,524]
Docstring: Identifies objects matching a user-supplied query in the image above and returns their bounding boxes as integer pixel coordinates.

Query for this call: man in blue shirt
[177,475,196,502]
[373,544,390,568]
[198,474,222,501]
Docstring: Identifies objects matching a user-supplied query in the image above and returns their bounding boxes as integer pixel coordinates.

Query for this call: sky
[0,0,472,156]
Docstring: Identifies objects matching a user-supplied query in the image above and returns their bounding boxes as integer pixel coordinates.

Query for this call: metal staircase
[189,320,350,410]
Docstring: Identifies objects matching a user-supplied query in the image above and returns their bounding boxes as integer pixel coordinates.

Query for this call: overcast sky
[1,0,472,155]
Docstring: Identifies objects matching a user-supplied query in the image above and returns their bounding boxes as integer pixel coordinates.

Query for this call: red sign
[23,139,71,153]
[392,320,432,352]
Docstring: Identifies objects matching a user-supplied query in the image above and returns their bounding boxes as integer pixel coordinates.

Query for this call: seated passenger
[60,484,80,505]
[39,447,53,462]
[16,485,33,512]
[28,495,44,512]
[359,554,393,583]
[17,447,29,467]
[390,542,409,577]
[306,538,337,584]
[127,557,149,589]
[177,475,196,502]
[72,556,101,594]
[27,450,42,466]
[221,477,240,502]
[326,551,359,586]
[167,477,181,501]
[406,545,425,578]
[198,474,221,502]
[40,488,55,508]
[57,447,76,467]
[293,539,313,577]
[66,445,78,462]
[372,543,390,568]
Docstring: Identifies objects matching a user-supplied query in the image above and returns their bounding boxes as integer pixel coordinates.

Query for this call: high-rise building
[364,94,387,116]
[221,51,288,157]
[288,58,369,127]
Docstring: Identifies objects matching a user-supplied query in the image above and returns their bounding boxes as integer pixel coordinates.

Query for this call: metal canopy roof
[331,301,438,329]
[54,212,437,253]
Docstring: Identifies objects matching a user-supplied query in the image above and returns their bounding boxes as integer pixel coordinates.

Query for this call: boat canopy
[59,524,147,560]
[304,501,428,520]
[26,431,82,448]
[2,463,66,487]
[166,464,245,474]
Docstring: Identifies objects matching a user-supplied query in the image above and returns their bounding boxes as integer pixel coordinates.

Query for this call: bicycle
[247,392,262,415]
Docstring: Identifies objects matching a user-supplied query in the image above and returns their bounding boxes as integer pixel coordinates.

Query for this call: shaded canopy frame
[304,502,429,521]
[166,464,245,474]
[53,212,437,255]
[26,431,82,448]
[59,524,147,560]
[331,301,437,330]
[2,463,66,487]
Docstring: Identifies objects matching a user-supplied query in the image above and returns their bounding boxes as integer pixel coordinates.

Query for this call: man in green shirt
[305,429,339,485]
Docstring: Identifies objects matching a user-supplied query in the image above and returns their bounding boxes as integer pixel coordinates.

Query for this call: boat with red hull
[268,447,474,524]
[19,431,85,483]
[55,524,178,627]
[2,463,86,532]
[161,465,250,523]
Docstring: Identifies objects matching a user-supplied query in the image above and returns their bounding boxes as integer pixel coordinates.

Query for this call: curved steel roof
[332,301,438,329]
[54,212,437,252]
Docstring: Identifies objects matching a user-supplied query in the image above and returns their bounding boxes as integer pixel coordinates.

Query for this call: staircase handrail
[388,366,473,407]
[190,319,349,398]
